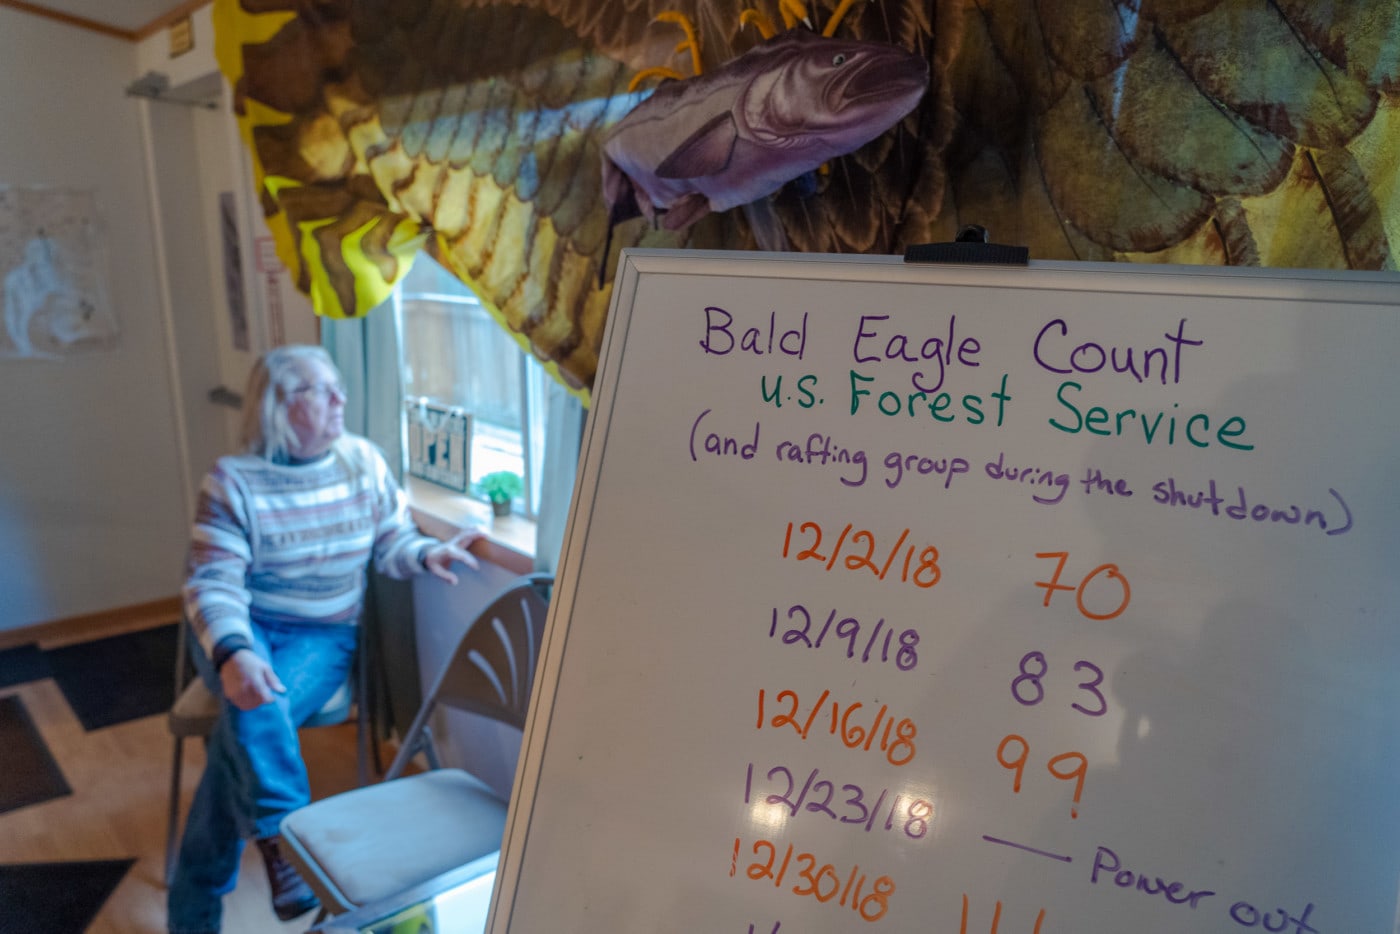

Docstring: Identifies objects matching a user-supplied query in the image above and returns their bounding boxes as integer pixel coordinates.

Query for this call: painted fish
[601,29,930,233]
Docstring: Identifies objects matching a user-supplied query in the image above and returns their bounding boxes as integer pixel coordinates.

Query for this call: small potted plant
[477,470,523,518]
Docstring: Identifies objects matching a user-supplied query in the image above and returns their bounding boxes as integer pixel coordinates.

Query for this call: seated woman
[168,344,483,934]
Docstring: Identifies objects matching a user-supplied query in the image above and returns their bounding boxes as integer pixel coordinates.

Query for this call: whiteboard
[490,250,1400,934]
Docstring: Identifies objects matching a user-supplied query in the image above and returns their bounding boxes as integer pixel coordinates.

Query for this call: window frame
[392,271,545,520]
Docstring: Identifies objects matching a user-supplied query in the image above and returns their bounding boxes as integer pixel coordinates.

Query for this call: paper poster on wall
[0,186,119,360]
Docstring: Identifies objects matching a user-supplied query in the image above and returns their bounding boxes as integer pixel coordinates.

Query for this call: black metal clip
[903,225,1029,266]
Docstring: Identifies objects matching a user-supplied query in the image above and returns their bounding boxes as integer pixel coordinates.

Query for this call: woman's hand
[219,650,286,710]
[422,530,484,584]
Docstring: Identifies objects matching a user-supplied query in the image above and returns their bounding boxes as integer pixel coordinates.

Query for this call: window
[395,255,551,518]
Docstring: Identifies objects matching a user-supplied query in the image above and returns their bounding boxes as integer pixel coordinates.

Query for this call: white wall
[0,6,326,632]
[0,8,192,629]
[137,1,318,411]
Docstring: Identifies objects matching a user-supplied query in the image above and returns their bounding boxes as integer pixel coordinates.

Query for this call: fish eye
[832,53,847,65]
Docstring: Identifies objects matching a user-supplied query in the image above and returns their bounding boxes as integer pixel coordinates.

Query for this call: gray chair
[279,573,553,920]
[164,616,369,886]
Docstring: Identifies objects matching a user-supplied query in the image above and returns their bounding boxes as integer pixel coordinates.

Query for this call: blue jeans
[167,619,357,934]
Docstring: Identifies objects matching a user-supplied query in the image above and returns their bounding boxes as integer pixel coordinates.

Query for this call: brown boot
[254,835,319,921]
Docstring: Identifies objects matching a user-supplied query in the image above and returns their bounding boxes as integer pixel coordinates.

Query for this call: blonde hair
[239,344,342,462]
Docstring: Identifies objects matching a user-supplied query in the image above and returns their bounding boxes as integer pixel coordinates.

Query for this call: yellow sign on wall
[168,16,193,58]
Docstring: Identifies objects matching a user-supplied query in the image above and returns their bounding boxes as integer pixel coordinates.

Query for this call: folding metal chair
[279,573,552,920]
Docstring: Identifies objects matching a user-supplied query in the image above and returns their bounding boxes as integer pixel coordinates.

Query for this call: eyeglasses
[290,381,346,402]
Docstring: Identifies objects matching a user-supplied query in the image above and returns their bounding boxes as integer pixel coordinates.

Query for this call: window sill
[405,475,536,575]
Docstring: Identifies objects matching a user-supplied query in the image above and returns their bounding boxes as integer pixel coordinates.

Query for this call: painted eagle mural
[213,0,1400,401]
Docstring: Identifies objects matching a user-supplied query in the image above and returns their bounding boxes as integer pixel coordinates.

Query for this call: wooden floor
[0,673,374,933]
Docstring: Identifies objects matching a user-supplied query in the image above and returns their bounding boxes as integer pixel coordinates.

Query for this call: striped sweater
[183,435,437,654]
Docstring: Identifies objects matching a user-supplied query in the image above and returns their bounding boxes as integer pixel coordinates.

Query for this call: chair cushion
[168,680,220,736]
[279,769,508,911]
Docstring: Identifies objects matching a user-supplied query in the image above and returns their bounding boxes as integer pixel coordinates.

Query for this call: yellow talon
[778,0,809,30]
[637,0,866,94]
[627,66,687,92]
[654,10,703,78]
[739,8,777,39]
[821,0,864,36]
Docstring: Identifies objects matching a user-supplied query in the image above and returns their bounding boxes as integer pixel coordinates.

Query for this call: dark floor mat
[0,859,134,933]
[0,643,50,689]
[0,695,71,815]
[45,622,179,731]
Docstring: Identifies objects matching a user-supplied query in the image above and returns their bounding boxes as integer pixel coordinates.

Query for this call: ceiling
[19,0,191,36]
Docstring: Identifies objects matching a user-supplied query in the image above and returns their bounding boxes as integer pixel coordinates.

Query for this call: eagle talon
[739,9,778,39]
[778,0,810,30]
[661,11,704,74]
[628,66,686,91]
[629,11,704,90]
[643,1,867,91]
[821,0,863,37]
[742,0,865,41]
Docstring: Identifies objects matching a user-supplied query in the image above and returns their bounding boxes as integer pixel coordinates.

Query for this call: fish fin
[598,211,617,290]
[601,154,645,224]
[742,197,792,252]
[659,193,713,230]
[599,156,646,290]
[655,112,739,179]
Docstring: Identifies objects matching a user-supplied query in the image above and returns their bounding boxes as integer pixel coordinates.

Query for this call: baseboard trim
[0,596,182,651]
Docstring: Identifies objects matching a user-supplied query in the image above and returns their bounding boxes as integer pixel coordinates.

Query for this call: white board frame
[490,249,1400,934]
